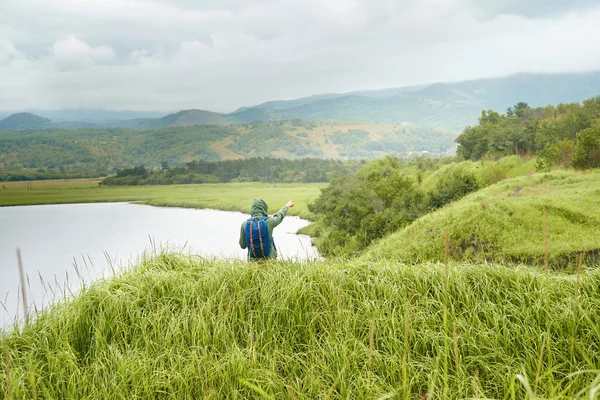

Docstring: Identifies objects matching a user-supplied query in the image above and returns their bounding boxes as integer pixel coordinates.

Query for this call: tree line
[100,158,361,185]
[456,97,600,169]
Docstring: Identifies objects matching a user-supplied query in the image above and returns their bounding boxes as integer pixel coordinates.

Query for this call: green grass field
[2,254,599,399]
[365,169,600,268]
[0,179,325,218]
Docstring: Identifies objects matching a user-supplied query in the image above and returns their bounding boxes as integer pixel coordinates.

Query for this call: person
[239,198,294,261]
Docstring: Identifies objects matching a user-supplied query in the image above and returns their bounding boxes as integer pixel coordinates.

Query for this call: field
[1,254,599,399]
[0,179,325,217]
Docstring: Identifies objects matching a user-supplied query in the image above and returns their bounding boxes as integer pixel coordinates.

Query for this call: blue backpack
[245,216,272,258]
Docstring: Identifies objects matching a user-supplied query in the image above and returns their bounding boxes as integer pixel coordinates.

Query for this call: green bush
[309,156,427,255]
[573,124,600,170]
[428,164,480,209]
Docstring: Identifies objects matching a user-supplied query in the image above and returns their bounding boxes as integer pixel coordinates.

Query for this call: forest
[0,120,455,182]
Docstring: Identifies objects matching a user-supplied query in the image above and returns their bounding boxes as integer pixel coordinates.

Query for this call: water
[0,202,318,329]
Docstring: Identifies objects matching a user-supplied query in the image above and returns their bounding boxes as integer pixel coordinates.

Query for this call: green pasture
[0,179,325,217]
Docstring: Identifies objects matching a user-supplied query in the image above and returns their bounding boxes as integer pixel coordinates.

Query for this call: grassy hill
[364,169,600,267]
[0,113,53,131]
[138,109,232,129]
[2,254,599,398]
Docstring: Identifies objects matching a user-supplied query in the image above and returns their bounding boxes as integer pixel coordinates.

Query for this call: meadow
[1,254,599,399]
[0,179,325,217]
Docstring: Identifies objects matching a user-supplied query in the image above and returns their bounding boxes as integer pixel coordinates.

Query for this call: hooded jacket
[239,198,288,259]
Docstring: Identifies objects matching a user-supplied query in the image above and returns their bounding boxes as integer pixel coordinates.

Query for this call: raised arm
[270,201,294,227]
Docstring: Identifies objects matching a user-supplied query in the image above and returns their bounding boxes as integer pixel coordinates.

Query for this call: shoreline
[0,179,323,220]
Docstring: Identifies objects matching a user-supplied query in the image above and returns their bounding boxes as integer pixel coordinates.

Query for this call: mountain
[137,109,231,129]
[232,84,429,113]
[3,71,600,132]
[0,113,53,131]
[234,71,600,130]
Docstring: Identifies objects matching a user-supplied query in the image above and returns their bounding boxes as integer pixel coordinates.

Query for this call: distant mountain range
[2,71,600,132]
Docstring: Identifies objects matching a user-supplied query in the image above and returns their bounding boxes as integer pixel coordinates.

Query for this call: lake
[0,202,318,329]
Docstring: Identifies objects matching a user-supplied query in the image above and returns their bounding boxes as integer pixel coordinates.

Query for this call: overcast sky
[2,0,600,112]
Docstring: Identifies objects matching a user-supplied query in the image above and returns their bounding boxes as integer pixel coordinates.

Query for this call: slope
[0,121,457,176]
[0,113,53,131]
[2,254,599,398]
[234,71,600,130]
[364,170,600,267]
[137,109,231,129]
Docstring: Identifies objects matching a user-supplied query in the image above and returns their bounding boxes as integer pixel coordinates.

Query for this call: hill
[364,169,600,266]
[0,121,457,177]
[137,109,231,129]
[2,254,599,398]
[0,112,53,131]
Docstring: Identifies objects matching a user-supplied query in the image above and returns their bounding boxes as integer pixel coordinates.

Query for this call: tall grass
[2,253,599,398]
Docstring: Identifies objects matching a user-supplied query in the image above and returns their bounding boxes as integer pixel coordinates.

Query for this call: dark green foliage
[228,123,322,157]
[101,158,359,186]
[0,125,234,179]
[428,165,480,209]
[535,139,576,169]
[456,97,600,170]
[572,123,600,169]
[309,156,428,255]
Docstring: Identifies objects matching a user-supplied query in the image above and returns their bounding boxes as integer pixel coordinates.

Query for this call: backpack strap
[257,217,265,256]
[248,219,258,258]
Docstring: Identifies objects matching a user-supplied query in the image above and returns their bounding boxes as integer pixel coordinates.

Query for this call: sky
[2,0,600,113]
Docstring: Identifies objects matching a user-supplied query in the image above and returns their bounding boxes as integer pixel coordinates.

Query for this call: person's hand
[286,200,294,208]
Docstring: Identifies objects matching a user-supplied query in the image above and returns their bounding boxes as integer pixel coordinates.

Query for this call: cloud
[1,0,600,112]
[0,39,27,64]
[464,0,600,19]
[50,35,115,70]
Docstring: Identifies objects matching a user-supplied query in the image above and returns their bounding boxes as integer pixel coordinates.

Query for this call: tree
[573,124,600,170]
[513,102,531,118]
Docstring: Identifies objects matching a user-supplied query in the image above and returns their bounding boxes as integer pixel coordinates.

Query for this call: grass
[364,169,600,267]
[419,156,538,190]
[0,180,325,218]
[1,253,599,398]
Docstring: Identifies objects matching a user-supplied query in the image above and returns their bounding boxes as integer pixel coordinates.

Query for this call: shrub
[573,124,600,170]
[428,164,480,209]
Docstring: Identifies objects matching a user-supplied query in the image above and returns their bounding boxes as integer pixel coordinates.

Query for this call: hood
[250,198,268,217]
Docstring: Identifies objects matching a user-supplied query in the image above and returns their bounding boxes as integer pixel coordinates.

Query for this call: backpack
[245,216,272,258]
